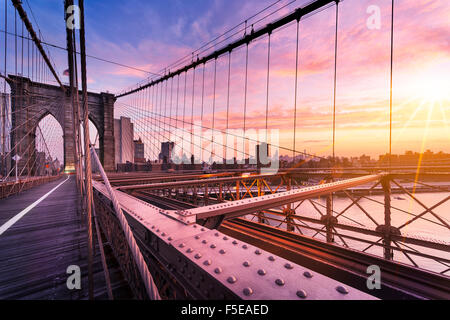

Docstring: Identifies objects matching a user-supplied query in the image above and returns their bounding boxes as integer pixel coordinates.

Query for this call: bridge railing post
[326,191,334,243]
[381,175,393,260]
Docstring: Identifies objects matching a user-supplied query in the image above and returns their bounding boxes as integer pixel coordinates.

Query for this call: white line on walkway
[0,176,70,236]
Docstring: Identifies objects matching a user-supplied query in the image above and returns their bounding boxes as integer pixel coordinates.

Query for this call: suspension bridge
[0,0,449,300]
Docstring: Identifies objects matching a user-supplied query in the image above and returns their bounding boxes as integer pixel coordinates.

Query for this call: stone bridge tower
[7,75,115,173]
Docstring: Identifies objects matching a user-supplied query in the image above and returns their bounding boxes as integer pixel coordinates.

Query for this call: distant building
[134,138,145,163]
[159,142,174,163]
[256,143,269,168]
[114,117,134,167]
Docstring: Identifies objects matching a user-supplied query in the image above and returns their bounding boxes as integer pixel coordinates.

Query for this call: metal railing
[90,147,161,300]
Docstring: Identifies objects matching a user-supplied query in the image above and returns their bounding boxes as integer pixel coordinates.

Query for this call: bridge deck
[0,175,132,299]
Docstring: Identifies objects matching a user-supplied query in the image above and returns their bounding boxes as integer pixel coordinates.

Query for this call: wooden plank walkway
[0,175,133,300]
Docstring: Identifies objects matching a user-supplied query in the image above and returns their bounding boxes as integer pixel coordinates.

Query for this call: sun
[413,66,450,103]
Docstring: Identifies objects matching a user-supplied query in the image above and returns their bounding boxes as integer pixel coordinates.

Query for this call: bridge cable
[182,71,187,156]
[91,147,161,300]
[332,1,339,165]
[389,0,394,169]
[243,43,249,161]
[200,62,206,163]
[191,66,196,159]
[293,18,300,160]
[226,51,232,161]
[119,100,254,160]
[265,32,271,145]
[211,58,217,161]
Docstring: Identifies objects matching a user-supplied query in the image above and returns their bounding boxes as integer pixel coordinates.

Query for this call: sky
[1,0,449,163]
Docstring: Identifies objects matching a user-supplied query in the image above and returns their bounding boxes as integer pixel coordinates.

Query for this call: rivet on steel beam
[202,240,207,244]
[156,229,160,232]
[242,245,248,249]
[296,290,307,299]
[215,232,219,237]
[336,285,349,294]
[161,232,166,237]
[268,256,275,261]
[219,249,226,254]
[195,235,200,239]
[303,271,313,278]
[203,260,212,266]
[232,240,238,245]
[223,236,228,240]
[214,267,222,274]
[284,263,293,269]
[195,253,202,259]
[255,249,262,255]
[201,228,205,231]
[257,269,266,276]
[187,248,194,253]
[210,244,216,249]
[194,225,198,228]
[151,226,155,229]
[275,279,285,286]
[168,237,173,241]
[243,287,253,296]
[227,276,237,284]
[243,261,251,267]
[179,243,186,248]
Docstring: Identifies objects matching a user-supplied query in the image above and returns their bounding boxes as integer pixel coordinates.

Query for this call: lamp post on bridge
[12,154,21,181]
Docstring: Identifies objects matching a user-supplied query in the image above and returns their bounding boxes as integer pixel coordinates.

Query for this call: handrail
[90,146,161,300]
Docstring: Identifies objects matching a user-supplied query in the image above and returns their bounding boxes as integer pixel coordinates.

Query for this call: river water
[249,191,450,275]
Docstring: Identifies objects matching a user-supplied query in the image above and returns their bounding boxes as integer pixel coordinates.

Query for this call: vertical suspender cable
[176,74,179,132]
[2,0,7,177]
[64,0,80,191]
[389,0,394,169]
[243,43,249,163]
[191,67,196,158]
[73,28,84,190]
[182,71,187,155]
[27,31,29,78]
[265,32,271,146]
[226,51,232,162]
[211,57,217,161]
[169,78,173,143]
[78,0,94,300]
[293,18,300,161]
[332,1,339,165]
[15,8,17,76]
[200,63,205,163]
[21,21,24,76]
[165,78,169,145]
[226,51,231,130]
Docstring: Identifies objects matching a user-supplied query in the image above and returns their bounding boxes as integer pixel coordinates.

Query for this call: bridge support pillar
[7,75,116,175]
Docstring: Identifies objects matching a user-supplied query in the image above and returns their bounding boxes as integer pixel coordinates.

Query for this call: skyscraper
[134,138,145,163]
[114,116,134,167]
[159,141,174,163]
